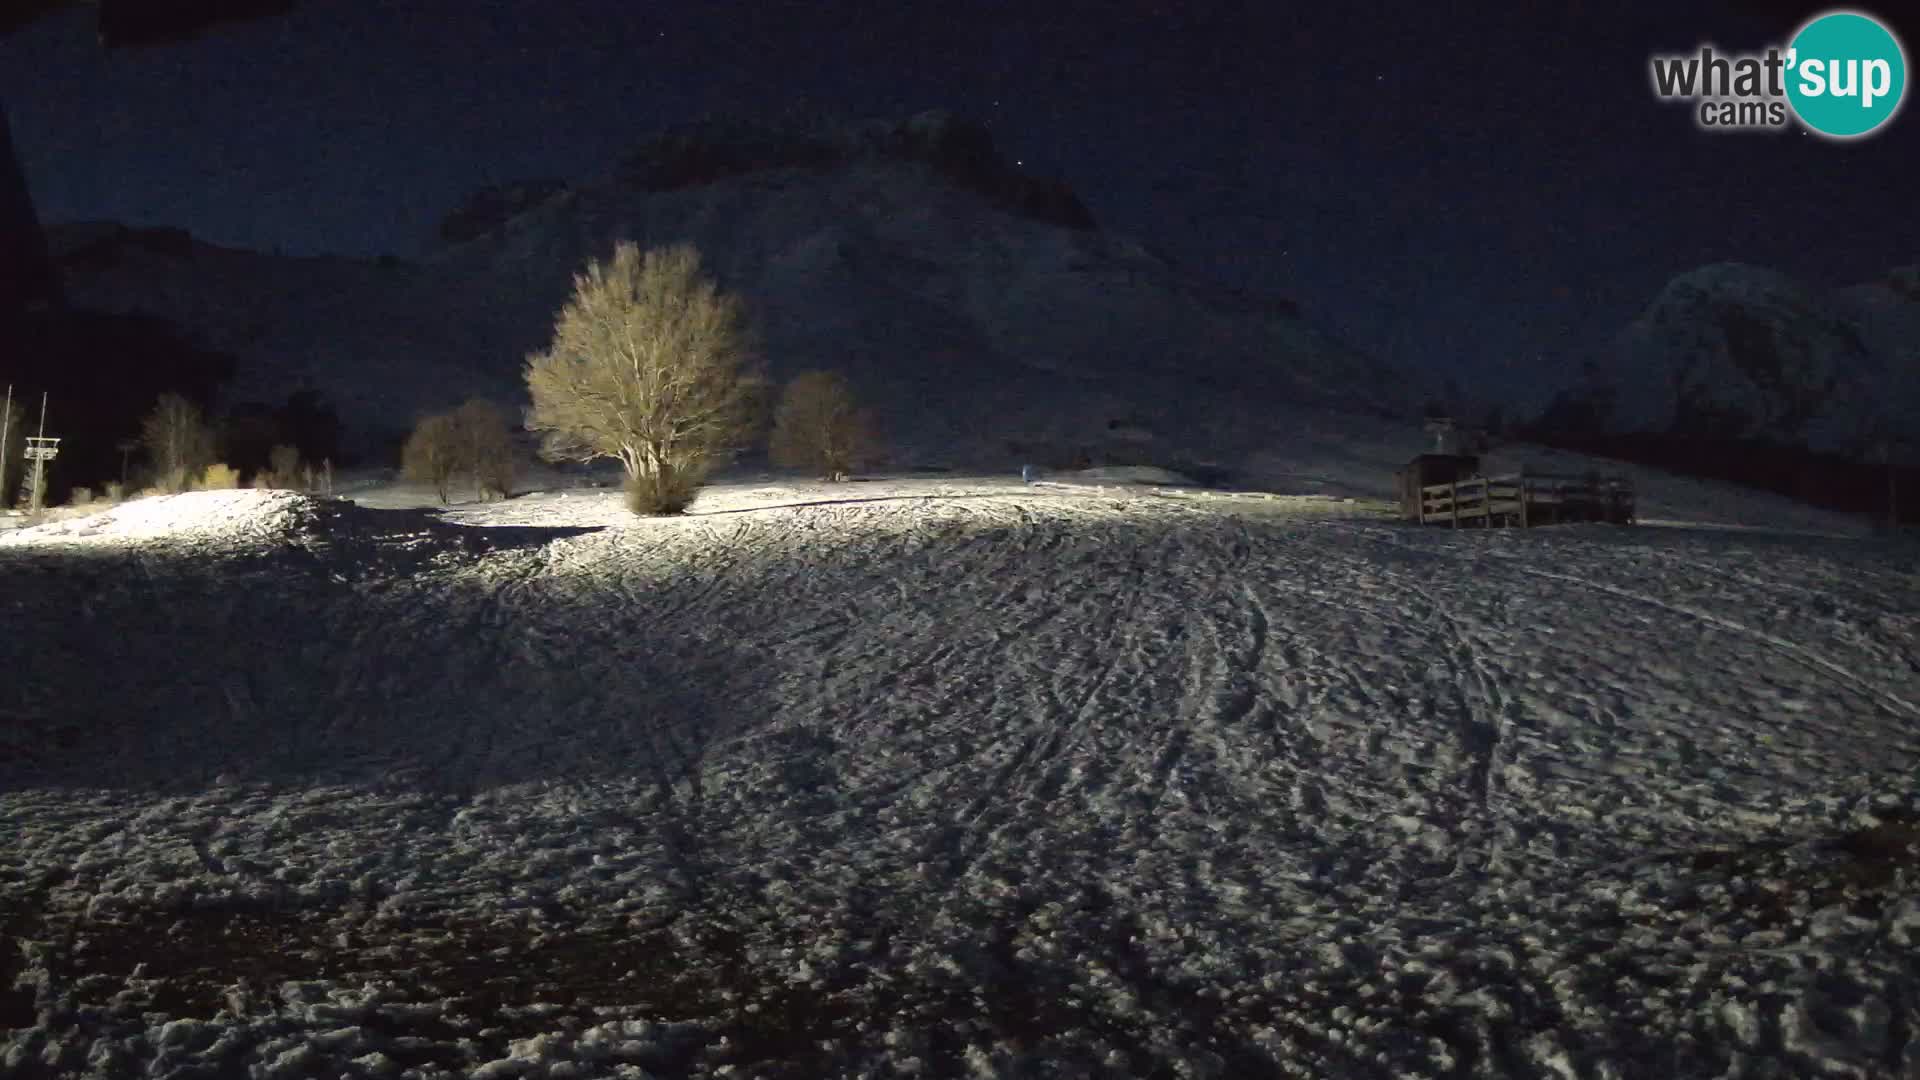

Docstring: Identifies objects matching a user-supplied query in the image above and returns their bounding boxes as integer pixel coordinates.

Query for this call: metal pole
[30,392,47,510]
[0,384,11,509]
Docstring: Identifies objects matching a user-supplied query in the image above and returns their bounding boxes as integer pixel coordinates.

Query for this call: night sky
[2,0,1914,410]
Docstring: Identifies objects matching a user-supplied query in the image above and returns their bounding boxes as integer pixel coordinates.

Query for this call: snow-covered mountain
[1834,265,1920,444]
[46,112,1407,471]
[1566,263,1920,456]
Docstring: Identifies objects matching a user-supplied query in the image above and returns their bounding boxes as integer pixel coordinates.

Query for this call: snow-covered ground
[4,477,1919,1078]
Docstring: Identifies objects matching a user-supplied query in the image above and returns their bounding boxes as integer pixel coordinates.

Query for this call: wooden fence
[1418,471,1634,528]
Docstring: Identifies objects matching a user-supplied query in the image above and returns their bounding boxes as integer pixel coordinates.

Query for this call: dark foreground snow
[3,485,1918,1078]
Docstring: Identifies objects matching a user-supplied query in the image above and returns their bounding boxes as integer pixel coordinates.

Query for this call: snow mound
[0,490,324,548]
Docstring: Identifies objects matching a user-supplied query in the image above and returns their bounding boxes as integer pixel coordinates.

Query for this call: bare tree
[769,370,880,481]
[115,436,139,485]
[401,413,460,504]
[267,443,303,489]
[140,392,214,493]
[453,398,516,501]
[524,242,762,514]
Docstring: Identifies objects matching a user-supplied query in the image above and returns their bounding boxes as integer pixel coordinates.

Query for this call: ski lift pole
[0,384,11,507]
[33,392,44,509]
[22,393,57,511]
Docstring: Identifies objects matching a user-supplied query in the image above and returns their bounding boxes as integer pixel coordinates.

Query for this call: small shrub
[104,482,125,503]
[201,463,241,490]
[68,486,94,507]
[479,455,516,502]
[624,462,706,516]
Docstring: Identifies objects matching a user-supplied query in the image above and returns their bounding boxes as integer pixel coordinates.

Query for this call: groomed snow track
[3,486,1918,1078]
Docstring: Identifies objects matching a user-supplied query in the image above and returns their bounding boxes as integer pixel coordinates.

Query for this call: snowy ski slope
[2,479,1918,1077]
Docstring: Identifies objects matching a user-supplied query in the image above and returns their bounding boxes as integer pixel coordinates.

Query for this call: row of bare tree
[137,393,331,494]
[109,241,875,516]
[399,399,517,504]
[521,241,877,514]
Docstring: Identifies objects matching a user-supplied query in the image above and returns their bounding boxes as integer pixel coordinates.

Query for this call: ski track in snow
[3,484,1920,1078]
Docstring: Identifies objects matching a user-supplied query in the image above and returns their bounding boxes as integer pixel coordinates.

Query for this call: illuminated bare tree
[524,242,762,514]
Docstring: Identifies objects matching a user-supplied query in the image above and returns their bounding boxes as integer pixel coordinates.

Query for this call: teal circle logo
[1786,11,1907,137]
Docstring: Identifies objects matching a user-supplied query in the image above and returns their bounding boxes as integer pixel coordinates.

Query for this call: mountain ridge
[1540,260,1920,459]
[435,110,1098,248]
[41,112,1409,476]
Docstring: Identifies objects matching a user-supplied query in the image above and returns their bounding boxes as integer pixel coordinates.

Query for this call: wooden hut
[1396,453,1481,521]
[1401,461,1636,527]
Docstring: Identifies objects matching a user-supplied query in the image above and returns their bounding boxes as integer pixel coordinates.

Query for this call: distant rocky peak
[437,179,571,246]
[613,109,1096,231]
[433,112,1097,250]
[1879,265,1920,303]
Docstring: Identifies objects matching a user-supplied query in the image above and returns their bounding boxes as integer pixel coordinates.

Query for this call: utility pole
[21,392,58,512]
[0,384,11,510]
[30,392,47,511]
